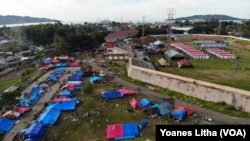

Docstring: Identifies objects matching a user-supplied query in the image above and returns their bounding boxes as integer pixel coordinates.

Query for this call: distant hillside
[0,15,58,25]
[175,14,243,21]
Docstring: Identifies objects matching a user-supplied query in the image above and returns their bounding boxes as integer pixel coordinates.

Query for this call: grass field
[42,79,204,141]
[149,39,250,91]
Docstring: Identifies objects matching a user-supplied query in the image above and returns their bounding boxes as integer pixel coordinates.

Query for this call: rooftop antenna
[166,8,176,71]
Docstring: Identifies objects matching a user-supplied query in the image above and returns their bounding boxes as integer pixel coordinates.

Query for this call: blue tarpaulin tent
[43,57,52,64]
[49,75,58,81]
[59,90,73,97]
[37,108,61,125]
[139,98,152,108]
[106,122,140,140]
[0,117,14,134]
[47,97,77,111]
[54,69,65,75]
[171,109,187,121]
[89,76,102,83]
[22,121,45,141]
[151,103,171,116]
[73,70,83,77]
[55,63,68,67]
[101,91,123,99]
[68,75,81,81]
[19,98,30,106]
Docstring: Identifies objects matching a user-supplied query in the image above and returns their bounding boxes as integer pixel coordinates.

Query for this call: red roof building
[104,28,139,42]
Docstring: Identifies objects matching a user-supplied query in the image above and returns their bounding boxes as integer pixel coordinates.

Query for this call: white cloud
[0,0,249,23]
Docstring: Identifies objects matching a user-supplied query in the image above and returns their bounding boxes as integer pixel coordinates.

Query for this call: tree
[53,34,67,55]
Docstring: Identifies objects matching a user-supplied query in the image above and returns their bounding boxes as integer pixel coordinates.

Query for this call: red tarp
[40,64,54,70]
[175,105,195,116]
[106,124,123,139]
[14,106,30,114]
[60,83,75,91]
[130,97,140,109]
[69,60,80,67]
[118,88,136,96]
[52,97,72,103]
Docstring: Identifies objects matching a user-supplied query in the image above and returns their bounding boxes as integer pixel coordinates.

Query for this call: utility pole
[218,15,221,35]
[166,8,175,71]
[142,15,145,37]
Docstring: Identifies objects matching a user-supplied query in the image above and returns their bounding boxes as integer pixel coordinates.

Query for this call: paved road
[110,76,250,124]
[3,67,80,141]
[92,61,250,125]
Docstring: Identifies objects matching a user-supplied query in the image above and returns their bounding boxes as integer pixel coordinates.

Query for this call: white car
[99,71,106,77]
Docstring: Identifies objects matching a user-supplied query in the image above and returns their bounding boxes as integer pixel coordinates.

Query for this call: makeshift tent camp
[106,122,140,140]
[130,97,140,109]
[89,76,102,83]
[171,109,187,121]
[0,117,14,134]
[139,98,152,108]
[22,121,45,141]
[37,107,61,125]
[101,91,123,99]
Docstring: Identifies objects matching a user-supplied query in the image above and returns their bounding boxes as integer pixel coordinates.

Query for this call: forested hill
[175,14,243,21]
[0,15,58,25]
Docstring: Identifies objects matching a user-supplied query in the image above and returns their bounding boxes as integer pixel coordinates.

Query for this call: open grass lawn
[149,40,250,91]
[43,80,203,141]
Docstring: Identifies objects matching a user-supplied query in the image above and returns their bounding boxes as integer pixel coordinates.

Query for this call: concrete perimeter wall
[127,58,250,113]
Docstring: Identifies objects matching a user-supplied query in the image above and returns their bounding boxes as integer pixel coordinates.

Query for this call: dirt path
[2,67,80,141]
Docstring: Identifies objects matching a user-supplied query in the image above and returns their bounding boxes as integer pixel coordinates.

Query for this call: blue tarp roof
[47,98,77,111]
[115,123,140,140]
[43,58,52,64]
[23,121,45,141]
[54,69,65,75]
[55,63,68,67]
[68,75,81,81]
[37,108,61,125]
[139,98,152,108]
[73,70,83,77]
[49,75,58,81]
[19,98,30,106]
[30,87,42,95]
[151,103,171,116]
[59,90,73,96]
[89,76,102,83]
[101,91,123,99]
[171,109,187,121]
[0,117,14,133]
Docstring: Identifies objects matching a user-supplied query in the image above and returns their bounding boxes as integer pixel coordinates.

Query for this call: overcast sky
[1,0,249,23]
